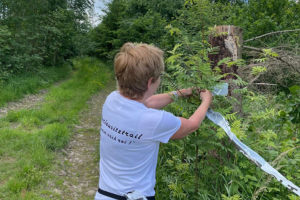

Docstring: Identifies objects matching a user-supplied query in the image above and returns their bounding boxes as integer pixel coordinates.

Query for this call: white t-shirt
[95,91,181,200]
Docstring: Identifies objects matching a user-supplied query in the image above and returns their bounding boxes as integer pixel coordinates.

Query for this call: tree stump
[208,25,243,79]
[209,25,243,114]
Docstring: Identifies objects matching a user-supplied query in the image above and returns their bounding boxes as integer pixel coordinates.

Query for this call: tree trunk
[209,25,243,114]
[208,25,243,80]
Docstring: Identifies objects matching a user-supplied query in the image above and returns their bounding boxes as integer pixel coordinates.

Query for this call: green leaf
[251,66,267,76]
[289,85,300,95]
[217,57,231,67]
[262,48,279,57]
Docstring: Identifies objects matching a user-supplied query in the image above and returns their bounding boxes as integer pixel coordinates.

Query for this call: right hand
[200,90,212,103]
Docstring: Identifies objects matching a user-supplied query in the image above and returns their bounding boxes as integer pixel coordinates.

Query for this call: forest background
[0,0,299,200]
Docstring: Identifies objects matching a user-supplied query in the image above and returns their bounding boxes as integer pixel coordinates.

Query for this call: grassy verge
[0,57,112,200]
[0,65,71,108]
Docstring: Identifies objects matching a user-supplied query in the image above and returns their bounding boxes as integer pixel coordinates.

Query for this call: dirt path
[0,90,48,119]
[45,81,116,200]
[0,81,65,119]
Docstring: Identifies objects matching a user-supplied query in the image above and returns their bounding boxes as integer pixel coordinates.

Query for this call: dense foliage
[0,0,93,80]
[0,0,299,199]
[89,0,184,59]
[156,31,299,200]
[90,0,300,199]
[90,0,300,58]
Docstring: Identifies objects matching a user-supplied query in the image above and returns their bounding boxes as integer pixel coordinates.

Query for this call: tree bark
[208,25,243,80]
[209,25,243,114]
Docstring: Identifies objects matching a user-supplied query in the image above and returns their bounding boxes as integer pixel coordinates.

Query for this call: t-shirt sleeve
[152,111,181,143]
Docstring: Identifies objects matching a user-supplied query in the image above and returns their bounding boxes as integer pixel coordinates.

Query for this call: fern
[251,66,267,76]
[221,194,242,200]
[231,120,246,140]
[217,57,232,67]
[165,24,182,36]
[253,58,267,63]
[166,54,183,65]
[262,48,279,58]
[217,127,227,139]
[225,112,237,122]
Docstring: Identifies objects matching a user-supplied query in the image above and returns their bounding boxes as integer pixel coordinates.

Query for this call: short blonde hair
[114,42,164,99]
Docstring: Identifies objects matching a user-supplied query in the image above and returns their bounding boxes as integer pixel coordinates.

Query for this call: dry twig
[244,29,300,43]
[243,45,300,75]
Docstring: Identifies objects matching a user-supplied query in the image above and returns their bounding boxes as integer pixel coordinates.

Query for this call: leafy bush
[0,0,93,80]
[90,1,300,198]
[155,26,300,199]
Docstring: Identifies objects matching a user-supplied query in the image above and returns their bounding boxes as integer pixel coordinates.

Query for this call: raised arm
[144,88,192,109]
[171,90,212,139]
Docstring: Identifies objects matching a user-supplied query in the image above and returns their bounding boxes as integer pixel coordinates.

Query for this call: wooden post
[208,25,243,79]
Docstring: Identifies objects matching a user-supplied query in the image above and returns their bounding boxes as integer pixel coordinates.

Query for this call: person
[95,42,212,200]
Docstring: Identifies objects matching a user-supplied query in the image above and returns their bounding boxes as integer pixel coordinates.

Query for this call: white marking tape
[206,109,300,196]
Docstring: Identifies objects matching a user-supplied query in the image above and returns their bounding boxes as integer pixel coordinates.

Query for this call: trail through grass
[0,57,112,200]
[0,65,71,108]
[39,81,116,199]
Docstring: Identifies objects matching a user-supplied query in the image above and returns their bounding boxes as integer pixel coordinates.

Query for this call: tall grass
[0,57,112,200]
[0,65,71,107]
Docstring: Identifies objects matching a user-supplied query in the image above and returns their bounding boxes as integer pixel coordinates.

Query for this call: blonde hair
[114,42,164,99]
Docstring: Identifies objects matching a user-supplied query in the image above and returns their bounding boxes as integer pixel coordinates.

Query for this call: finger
[194,88,202,94]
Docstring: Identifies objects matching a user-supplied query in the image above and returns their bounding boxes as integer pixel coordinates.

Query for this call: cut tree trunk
[209,25,243,114]
[208,25,243,79]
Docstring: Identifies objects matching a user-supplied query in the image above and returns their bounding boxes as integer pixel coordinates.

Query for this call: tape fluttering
[207,83,300,196]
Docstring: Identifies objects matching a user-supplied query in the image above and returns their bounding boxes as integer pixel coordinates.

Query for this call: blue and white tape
[207,83,300,196]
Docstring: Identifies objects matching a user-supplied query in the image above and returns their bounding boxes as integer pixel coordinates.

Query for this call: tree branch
[252,83,277,86]
[248,73,265,86]
[243,45,262,52]
[244,29,300,43]
[243,46,300,75]
[276,56,300,74]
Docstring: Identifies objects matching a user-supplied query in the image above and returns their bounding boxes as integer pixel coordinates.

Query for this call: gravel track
[0,90,48,119]
[45,81,116,200]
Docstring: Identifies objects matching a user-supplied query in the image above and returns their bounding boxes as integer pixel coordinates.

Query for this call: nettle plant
[155,28,299,200]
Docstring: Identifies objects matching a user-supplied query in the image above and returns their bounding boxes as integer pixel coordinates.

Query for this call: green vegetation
[89,0,299,199]
[0,0,299,199]
[155,38,300,200]
[89,0,184,59]
[0,0,93,80]
[0,65,71,107]
[0,58,111,200]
